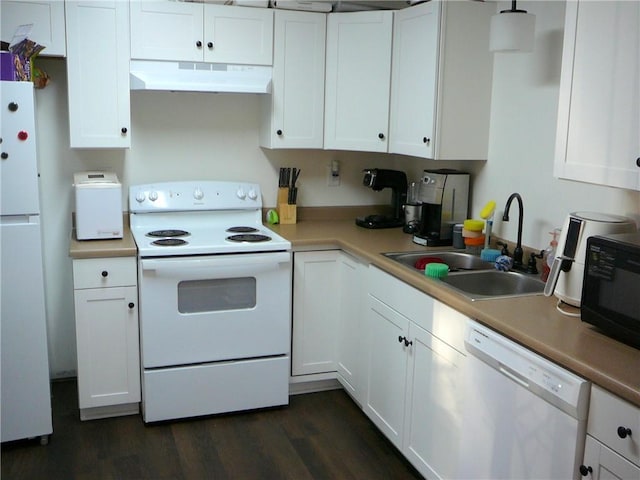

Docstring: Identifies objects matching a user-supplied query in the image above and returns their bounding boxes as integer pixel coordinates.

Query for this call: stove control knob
[193,188,204,200]
[248,188,258,200]
[135,191,146,203]
[148,191,159,202]
[236,187,246,200]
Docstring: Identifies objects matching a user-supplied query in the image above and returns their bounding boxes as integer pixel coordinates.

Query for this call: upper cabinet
[324,10,393,153]
[1,0,66,57]
[260,9,326,149]
[555,1,640,190]
[389,0,494,160]
[130,1,274,65]
[66,1,130,148]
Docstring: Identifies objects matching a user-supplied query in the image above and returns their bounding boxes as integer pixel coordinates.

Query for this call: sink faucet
[502,193,524,270]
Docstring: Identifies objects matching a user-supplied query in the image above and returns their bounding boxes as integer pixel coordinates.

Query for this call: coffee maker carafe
[413,169,469,246]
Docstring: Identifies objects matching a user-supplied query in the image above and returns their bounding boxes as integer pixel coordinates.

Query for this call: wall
[35,0,640,378]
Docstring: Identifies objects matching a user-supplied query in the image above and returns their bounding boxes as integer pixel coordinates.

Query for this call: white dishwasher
[458,320,590,480]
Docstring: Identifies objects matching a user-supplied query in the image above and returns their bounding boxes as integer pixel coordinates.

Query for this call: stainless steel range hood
[129,60,272,94]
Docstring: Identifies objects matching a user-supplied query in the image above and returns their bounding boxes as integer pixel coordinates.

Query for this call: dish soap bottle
[541,228,560,282]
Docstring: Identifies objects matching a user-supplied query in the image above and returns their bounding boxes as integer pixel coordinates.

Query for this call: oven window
[177,277,256,313]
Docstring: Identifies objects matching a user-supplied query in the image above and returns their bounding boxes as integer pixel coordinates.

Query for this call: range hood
[130,60,272,94]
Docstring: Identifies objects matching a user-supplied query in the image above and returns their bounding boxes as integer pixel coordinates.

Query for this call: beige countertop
[269,219,640,408]
[67,216,639,407]
[69,222,137,259]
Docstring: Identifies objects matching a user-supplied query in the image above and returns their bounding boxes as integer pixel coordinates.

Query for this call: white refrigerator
[1,81,52,444]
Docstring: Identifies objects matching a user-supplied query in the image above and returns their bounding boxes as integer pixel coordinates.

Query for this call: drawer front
[588,385,640,466]
[73,257,137,289]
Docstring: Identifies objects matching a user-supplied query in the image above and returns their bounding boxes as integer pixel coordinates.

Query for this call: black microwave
[582,232,640,349]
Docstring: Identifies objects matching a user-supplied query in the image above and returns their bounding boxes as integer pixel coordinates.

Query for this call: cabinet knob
[207,41,213,49]
[121,127,128,134]
[404,337,413,347]
[128,302,135,309]
[636,157,640,167]
[378,133,385,140]
[579,465,592,476]
[398,335,404,343]
[8,102,18,112]
[617,426,632,438]
[196,40,202,48]
[423,137,431,145]
[101,270,108,278]
[1,152,7,160]
[276,129,283,136]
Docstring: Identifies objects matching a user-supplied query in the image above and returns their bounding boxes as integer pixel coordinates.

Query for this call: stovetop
[129,181,291,257]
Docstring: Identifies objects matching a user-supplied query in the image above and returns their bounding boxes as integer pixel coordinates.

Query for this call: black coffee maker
[356,169,407,229]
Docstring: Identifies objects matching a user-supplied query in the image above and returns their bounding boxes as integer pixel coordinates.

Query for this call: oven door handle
[140,252,291,275]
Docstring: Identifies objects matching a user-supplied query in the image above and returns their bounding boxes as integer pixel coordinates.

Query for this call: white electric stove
[129,181,292,423]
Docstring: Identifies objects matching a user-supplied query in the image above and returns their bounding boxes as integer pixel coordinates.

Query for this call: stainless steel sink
[383,251,545,300]
[439,270,545,301]
[383,251,494,272]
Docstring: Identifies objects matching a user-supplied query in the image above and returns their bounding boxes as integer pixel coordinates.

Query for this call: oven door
[138,251,291,369]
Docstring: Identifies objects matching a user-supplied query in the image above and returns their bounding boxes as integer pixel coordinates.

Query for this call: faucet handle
[527,250,544,274]
[496,241,510,256]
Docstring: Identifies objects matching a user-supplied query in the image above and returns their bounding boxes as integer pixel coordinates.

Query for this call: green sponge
[425,263,449,279]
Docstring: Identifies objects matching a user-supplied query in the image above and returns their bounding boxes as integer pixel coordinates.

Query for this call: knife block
[277,187,297,224]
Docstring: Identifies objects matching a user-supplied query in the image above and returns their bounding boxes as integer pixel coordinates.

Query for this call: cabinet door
[66,0,130,148]
[403,321,466,479]
[364,295,409,449]
[324,10,392,152]
[388,1,439,158]
[336,253,365,401]
[292,251,340,376]
[74,286,140,410]
[582,435,640,479]
[203,4,273,65]
[130,0,203,62]
[261,10,325,149]
[555,1,640,190]
[1,0,66,56]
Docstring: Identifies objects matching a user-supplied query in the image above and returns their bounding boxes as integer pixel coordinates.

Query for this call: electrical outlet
[326,165,340,187]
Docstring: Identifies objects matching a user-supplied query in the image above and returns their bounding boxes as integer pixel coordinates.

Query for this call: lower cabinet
[364,266,468,479]
[292,250,341,376]
[72,257,141,420]
[581,385,640,478]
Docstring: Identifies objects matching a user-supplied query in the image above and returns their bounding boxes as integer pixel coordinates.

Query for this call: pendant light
[489,0,536,53]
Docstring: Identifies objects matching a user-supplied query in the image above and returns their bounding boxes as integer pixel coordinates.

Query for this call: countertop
[67,217,639,407]
[69,222,137,259]
[269,219,640,408]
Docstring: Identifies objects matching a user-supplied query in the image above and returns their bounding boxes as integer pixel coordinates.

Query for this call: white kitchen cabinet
[389,0,494,160]
[130,1,273,65]
[581,385,640,477]
[72,257,140,421]
[554,1,640,190]
[292,250,340,376]
[324,10,393,153]
[1,0,66,56]
[364,266,468,478]
[582,436,640,479]
[365,294,411,448]
[65,0,130,148]
[260,10,325,149]
[335,252,366,403]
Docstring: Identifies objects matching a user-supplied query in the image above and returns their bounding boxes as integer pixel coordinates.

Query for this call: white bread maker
[74,172,123,240]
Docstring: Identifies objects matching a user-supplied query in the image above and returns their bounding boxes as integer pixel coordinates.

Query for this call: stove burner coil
[152,238,188,246]
[226,226,260,233]
[226,234,272,243]
[147,229,190,238]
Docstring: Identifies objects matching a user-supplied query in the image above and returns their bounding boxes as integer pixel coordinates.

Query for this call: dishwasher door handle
[498,363,530,389]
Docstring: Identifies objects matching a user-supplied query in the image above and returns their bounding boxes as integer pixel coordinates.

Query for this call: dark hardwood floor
[2,379,423,479]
